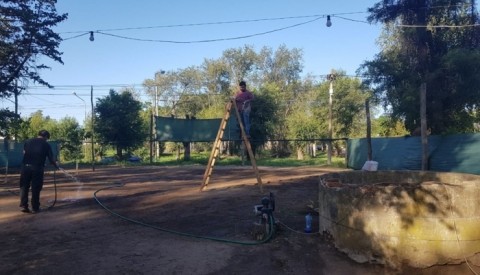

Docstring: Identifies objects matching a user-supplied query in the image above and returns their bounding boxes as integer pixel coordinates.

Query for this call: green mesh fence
[155,114,240,142]
[347,133,480,175]
[1,140,60,168]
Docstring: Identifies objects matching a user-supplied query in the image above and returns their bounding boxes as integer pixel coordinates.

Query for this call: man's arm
[46,144,59,169]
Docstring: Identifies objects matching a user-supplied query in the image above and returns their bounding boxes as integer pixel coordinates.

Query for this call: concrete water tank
[318,171,480,268]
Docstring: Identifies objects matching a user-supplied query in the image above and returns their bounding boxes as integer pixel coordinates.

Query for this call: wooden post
[365,99,372,161]
[420,83,428,170]
[149,110,153,164]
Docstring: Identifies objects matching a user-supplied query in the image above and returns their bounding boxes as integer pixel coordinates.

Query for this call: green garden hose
[94,183,275,245]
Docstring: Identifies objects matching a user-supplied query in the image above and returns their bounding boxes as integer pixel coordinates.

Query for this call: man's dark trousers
[19,165,44,211]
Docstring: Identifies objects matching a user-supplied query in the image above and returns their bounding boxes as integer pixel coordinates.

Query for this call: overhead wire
[56,2,478,43]
[23,73,353,90]
[58,12,367,34]
[95,16,324,44]
[58,11,374,43]
[62,32,90,41]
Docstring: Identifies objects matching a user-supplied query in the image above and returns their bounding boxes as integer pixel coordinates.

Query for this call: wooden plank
[232,101,263,192]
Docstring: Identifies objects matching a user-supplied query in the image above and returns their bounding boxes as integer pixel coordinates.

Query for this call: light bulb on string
[326,15,332,27]
[89,31,94,41]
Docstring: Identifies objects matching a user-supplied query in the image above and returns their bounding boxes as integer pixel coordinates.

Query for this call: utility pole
[73,92,87,170]
[327,72,336,165]
[90,85,95,171]
[153,70,165,159]
[14,80,19,140]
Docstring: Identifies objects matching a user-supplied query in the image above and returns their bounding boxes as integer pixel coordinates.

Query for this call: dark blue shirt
[22,137,56,168]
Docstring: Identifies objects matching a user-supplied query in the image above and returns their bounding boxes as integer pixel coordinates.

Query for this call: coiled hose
[94,183,275,245]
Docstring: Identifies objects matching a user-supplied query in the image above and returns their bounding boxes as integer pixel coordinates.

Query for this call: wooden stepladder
[200,100,263,191]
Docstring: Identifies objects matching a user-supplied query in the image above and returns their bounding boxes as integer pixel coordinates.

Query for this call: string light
[95,16,323,44]
[326,15,332,27]
[58,12,366,35]
[60,12,374,43]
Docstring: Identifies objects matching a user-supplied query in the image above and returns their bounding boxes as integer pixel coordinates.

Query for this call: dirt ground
[0,165,477,275]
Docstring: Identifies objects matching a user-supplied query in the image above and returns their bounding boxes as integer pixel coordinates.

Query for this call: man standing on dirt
[234,80,254,138]
[19,130,58,214]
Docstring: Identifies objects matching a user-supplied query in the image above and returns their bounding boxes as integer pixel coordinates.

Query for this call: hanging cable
[94,16,323,44]
[57,12,365,34]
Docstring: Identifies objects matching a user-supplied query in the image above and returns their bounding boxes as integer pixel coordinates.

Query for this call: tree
[258,44,303,86]
[144,68,206,118]
[141,45,372,160]
[360,0,480,134]
[248,91,278,155]
[55,117,84,162]
[253,46,304,156]
[95,89,147,159]
[0,0,67,95]
[202,58,232,103]
[285,73,368,159]
[0,109,20,138]
[222,45,259,85]
[329,75,370,138]
[173,66,206,117]
[17,110,56,140]
[372,115,409,137]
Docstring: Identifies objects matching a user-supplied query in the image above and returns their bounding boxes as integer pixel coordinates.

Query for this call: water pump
[252,192,276,240]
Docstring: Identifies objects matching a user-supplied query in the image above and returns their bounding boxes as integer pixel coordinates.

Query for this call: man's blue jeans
[240,110,251,136]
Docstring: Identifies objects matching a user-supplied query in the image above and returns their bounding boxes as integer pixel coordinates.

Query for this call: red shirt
[235,89,254,112]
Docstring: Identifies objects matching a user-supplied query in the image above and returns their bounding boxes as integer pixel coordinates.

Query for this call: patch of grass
[151,152,346,168]
[65,151,346,168]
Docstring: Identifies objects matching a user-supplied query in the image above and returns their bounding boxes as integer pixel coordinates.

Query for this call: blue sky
[2,0,383,125]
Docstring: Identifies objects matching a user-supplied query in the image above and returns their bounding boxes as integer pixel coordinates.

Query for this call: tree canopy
[0,0,67,95]
[140,45,369,159]
[94,89,147,159]
[360,0,480,134]
[0,109,19,138]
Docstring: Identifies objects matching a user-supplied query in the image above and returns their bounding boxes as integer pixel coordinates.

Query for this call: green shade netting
[155,114,240,142]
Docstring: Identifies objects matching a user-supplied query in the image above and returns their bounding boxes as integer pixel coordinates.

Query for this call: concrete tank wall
[318,171,480,268]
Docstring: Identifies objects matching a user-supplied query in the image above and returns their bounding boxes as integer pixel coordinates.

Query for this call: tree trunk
[116,146,123,159]
[296,147,304,160]
[183,142,191,161]
[176,144,180,160]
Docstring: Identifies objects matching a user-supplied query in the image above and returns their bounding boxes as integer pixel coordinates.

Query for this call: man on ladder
[234,80,254,138]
